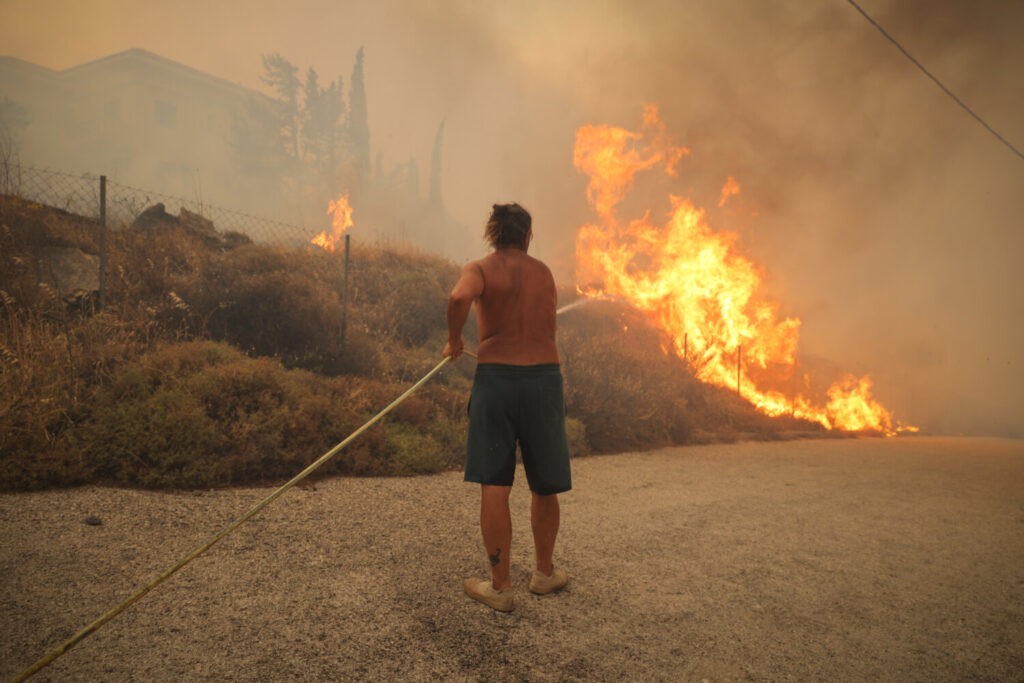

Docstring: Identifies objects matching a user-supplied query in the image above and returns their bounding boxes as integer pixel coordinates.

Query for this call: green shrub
[384,421,448,476]
[78,383,226,487]
[565,416,590,457]
[68,341,407,488]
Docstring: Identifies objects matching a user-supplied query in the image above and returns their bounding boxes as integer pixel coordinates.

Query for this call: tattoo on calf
[488,548,501,567]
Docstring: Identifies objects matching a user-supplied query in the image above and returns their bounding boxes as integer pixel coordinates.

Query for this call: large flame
[311,193,354,252]
[574,106,913,435]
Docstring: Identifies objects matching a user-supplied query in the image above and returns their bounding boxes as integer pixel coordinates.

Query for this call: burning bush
[572,106,907,434]
[560,299,821,453]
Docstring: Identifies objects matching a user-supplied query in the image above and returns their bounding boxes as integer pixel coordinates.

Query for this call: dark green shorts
[465,363,572,495]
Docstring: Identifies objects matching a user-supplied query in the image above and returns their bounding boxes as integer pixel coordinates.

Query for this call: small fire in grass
[310,193,354,252]
[573,105,916,435]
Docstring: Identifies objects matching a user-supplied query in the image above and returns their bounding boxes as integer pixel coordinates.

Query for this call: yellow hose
[13,352,472,682]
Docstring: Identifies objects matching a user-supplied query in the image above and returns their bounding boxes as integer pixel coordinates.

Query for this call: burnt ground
[1,437,1022,681]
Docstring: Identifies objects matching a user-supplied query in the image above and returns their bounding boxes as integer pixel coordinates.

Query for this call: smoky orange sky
[1,0,1021,437]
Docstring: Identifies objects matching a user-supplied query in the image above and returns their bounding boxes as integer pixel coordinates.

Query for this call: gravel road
[2,436,1022,681]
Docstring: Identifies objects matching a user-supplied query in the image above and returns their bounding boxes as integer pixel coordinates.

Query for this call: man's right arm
[445,262,485,360]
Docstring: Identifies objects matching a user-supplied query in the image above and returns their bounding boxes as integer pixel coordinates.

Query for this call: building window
[104,99,120,121]
[154,99,177,128]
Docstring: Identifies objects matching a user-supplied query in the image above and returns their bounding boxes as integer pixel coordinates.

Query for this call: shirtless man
[444,203,571,612]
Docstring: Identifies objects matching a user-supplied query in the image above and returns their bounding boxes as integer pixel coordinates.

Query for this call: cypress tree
[347,47,371,182]
[406,157,420,200]
[428,119,445,209]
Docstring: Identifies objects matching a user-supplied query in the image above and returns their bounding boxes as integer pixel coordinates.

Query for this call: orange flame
[574,106,913,435]
[311,193,354,252]
[718,176,740,207]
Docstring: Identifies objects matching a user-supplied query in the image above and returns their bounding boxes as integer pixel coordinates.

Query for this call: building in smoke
[0,47,470,256]
[0,49,290,218]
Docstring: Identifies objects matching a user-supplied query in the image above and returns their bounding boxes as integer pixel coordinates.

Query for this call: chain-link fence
[105,178,311,244]
[0,162,100,221]
[0,161,311,244]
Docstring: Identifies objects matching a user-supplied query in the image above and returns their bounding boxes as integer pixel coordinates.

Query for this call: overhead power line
[846,0,1024,162]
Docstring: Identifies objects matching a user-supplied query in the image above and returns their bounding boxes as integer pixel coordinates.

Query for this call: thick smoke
[1,0,1020,436]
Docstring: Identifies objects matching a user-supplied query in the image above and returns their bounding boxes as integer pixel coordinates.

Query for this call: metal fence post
[99,175,106,310]
[341,233,350,351]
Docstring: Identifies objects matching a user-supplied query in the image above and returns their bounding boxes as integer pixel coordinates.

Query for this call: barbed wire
[0,161,313,244]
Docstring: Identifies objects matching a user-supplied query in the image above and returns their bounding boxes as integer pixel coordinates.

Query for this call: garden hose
[13,350,476,682]
[15,295,601,680]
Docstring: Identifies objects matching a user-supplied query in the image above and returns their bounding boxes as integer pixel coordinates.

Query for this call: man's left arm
[445,262,484,360]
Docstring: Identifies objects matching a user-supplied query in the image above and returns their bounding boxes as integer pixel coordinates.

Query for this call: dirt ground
[1,436,1022,681]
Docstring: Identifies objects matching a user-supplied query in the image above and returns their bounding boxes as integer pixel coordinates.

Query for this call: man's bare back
[445,248,559,365]
[474,249,559,364]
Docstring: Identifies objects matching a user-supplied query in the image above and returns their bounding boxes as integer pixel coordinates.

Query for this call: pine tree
[260,54,302,163]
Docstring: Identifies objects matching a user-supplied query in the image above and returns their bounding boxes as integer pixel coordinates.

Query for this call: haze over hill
[0,0,1021,437]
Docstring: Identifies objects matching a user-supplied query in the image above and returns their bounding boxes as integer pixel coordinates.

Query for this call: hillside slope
[0,194,826,490]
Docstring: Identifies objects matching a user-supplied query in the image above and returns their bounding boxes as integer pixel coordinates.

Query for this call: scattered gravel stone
[1,437,1021,681]
[84,515,102,526]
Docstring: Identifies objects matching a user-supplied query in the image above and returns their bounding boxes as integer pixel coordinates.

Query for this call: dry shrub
[334,325,383,376]
[100,215,465,382]
[387,270,449,346]
[0,198,151,488]
[343,244,462,351]
[45,341,465,490]
[0,195,99,254]
[394,395,432,426]
[0,312,86,488]
[71,340,392,488]
[185,248,346,372]
[564,416,590,457]
[374,337,446,383]
[0,306,148,489]
[106,223,215,306]
[148,239,460,378]
[560,304,695,452]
